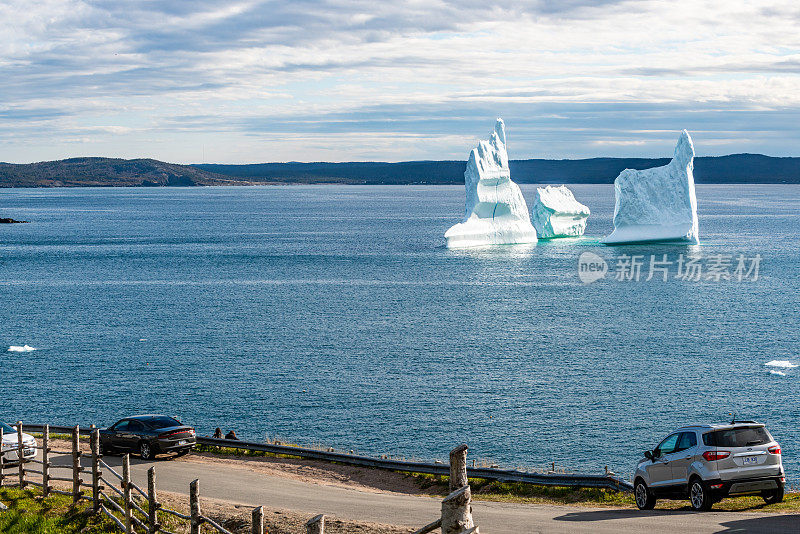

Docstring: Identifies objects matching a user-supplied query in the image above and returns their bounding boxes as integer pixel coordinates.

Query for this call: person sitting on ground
[212,427,222,439]
[225,430,239,440]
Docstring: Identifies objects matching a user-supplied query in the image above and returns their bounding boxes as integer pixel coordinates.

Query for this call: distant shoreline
[2,154,800,187]
[3,182,800,189]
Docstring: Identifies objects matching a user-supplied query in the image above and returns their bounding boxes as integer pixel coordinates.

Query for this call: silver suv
[634,421,785,511]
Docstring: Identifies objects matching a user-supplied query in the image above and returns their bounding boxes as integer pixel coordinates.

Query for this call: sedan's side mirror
[644,450,653,461]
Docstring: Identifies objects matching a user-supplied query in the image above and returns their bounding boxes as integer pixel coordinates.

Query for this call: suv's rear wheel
[689,477,713,511]
[635,480,656,510]
[762,487,784,504]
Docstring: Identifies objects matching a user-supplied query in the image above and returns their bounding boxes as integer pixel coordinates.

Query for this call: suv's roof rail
[730,419,759,424]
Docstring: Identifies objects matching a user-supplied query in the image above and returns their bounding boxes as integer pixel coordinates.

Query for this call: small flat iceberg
[8,345,37,352]
[602,130,699,245]
[765,360,798,368]
[531,185,590,238]
[445,119,537,248]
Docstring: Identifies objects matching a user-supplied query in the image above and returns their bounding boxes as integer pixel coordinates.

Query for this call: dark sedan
[99,415,196,460]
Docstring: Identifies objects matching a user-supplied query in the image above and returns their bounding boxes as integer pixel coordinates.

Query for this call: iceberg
[602,130,699,245]
[765,360,798,369]
[445,119,537,248]
[8,345,37,352]
[531,185,590,238]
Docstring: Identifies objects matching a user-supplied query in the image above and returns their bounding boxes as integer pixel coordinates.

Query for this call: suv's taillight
[703,451,731,461]
[768,445,781,455]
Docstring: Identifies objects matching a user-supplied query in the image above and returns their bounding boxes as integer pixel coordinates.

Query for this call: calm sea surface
[1,185,798,481]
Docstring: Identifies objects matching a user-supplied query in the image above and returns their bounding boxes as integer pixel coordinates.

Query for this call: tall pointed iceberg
[602,130,699,245]
[444,119,538,248]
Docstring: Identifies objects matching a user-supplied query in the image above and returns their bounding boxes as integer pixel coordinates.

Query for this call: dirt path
[51,438,441,496]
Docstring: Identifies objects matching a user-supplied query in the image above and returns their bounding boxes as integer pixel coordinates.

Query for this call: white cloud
[1,0,799,162]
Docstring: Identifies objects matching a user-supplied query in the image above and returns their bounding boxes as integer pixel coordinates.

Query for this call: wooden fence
[0,422,279,534]
[1,422,480,534]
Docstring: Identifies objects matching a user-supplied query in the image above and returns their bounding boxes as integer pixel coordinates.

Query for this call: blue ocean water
[1,185,798,482]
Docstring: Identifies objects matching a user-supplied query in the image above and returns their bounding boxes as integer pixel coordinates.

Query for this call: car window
[128,421,144,431]
[144,416,181,429]
[703,427,772,447]
[113,420,130,431]
[1,422,16,434]
[654,433,680,457]
[676,432,697,451]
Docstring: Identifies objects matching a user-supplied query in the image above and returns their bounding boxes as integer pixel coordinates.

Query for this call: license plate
[742,456,759,465]
[178,440,187,446]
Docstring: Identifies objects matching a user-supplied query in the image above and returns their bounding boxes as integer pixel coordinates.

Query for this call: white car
[634,421,785,511]
[1,421,37,463]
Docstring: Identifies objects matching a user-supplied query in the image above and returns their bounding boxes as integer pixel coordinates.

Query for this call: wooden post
[251,505,264,534]
[17,421,25,488]
[72,425,82,503]
[91,429,101,512]
[123,454,133,534]
[148,466,158,534]
[449,444,468,493]
[441,486,474,534]
[306,514,325,534]
[42,425,50,497]
[0,425,4,488]
[189,479,201,534]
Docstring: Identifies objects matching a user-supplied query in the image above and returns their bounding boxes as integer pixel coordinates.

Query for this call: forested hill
[0,157,232,187]
[1,154,799,187]
[196,154,800,184]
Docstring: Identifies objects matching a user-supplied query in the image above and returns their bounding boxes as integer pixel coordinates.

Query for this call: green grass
[402,472,800,511]
[0,486,190,533]
[194,443,303,460]
[0,487,115,533]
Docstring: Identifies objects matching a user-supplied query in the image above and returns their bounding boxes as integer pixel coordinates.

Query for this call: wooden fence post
[441,486,474,534]
[190,479,201,534]
[0,426,4,488]
[72,425,82,503]
[306,514,325,534]
[148,466,158,534]
[42,425,50,497]
[251,505,264,534]
[123,454,133,534]
[91,429,101,512]
[17,421,25,488]
[449,444,468,493]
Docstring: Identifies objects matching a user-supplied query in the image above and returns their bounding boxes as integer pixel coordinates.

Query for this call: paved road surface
[46,452,798,533]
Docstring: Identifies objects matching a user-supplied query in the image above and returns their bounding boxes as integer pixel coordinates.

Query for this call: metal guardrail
[24,424,633,492]
[196,436,634,492]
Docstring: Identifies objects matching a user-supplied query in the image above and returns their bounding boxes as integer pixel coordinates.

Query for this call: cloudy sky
[2,0,800,163]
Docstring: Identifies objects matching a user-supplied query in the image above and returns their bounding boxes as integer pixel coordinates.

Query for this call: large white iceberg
[602,130,699,244]
[531,185,590,238]
[444,119,537,248]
